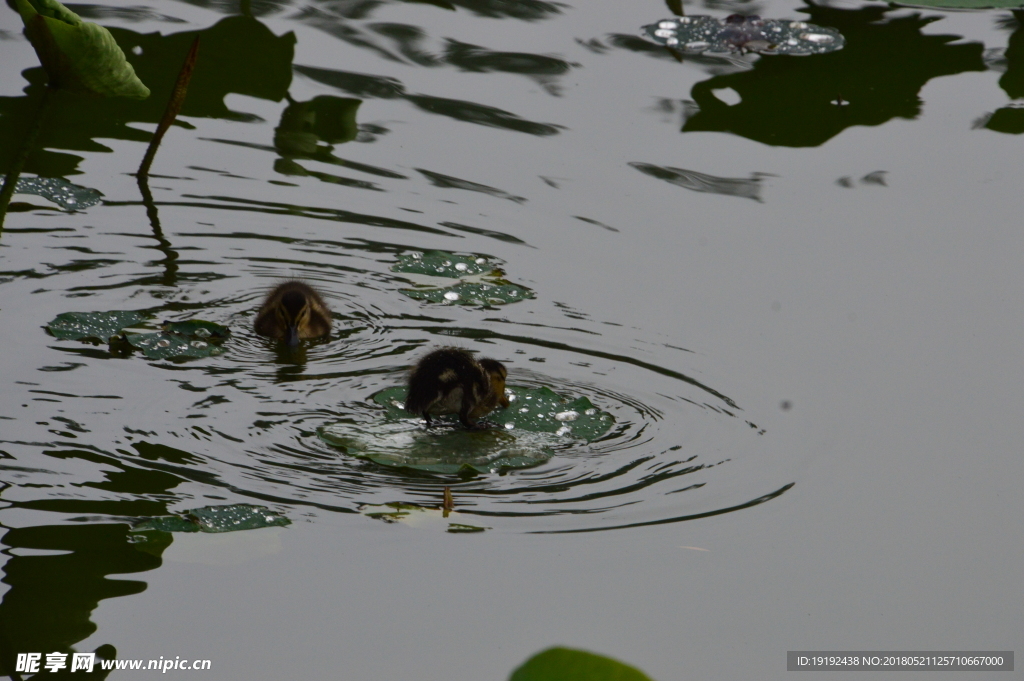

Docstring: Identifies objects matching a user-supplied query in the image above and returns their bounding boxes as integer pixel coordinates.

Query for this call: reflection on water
[0,0,812,668]
[629,162,768,201]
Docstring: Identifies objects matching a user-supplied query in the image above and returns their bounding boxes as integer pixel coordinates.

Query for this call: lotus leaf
[14,0,150,98]
[510,647,654,681]
[131,504,290,533]
[46,310,147,343]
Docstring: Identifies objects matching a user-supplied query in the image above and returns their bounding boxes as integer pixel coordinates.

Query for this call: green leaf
[447,523,488,533]
[161,319,231,339]
[12,176,102,211]
[509,647,654,681]
[14,0,150,98]
[319,420,555,474]
[392,250,534,306]
[46,310,148,343]
[120,329,227,360]
[401,280,533,306]
[374,385,613,438]
[131,504,290,534]
[392,250,497,278]
[319,385,612,474]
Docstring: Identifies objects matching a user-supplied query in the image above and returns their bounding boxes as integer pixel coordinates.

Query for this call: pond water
[0,0,1021,679]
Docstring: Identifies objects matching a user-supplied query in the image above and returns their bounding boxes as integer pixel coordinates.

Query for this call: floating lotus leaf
[46,310,147,343]
[643,15,844,55]
[510,647,654,681]
[374,384,613,438]
[131,504,290,533]
[392,250,497,278]
[11,176,102,211]
[323,384,612,473]
[392,250,533,306]
[120,329,227,360]
[14,0,150,98]
[401,280,533,306]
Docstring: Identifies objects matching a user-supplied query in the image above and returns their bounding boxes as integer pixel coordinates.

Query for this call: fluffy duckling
[253,280,331,346]
[405,347,510,428]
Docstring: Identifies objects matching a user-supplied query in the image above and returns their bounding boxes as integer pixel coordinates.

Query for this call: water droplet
[442,260,452,267]
[519,407,530,413]
[411,252,422,259]
[475,258,486,265]
[195,327,211,338]
[504,422,515,430]
[556,426,571,436]
[659,21,677,29]
[443,291,460,301]
[789,21,808,29]
[666,37,679,46]
[686,41,710,51]
[654,29,674,38]
[132,45,143,55]
[455,262,468,271]
[157,339,170,348]
[800,32,834,44]
[191,341,207,348]
[787,38,799,46]
[584,408,597,415]
[555,410,579,422]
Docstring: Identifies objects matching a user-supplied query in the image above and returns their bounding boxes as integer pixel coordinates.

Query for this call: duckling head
[478,358,511,409]
[279,290,311,347]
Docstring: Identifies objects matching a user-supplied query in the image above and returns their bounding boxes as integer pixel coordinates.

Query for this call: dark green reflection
[0,15,295,178]
[0,443,215,676]
[0,523,166,679]
[679,5,985,146]
[984,11,1024,133]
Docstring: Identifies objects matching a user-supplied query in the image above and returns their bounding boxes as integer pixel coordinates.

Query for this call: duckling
[405,347,510,429]
[253,280,331,346]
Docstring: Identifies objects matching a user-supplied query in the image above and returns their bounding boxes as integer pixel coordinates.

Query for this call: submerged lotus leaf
[131,504,290,533]
[642,15,845,56]
[121,330,226,360]
[46,310,147,343]
[374,384,613,439]
[359,503,491,532]
[510,647,653,681]
[12,176,102,211]
[14,0,150,98]
[401,280,533,306]
[161,319,231,340]
[320,419,555,474]
[392,250,496,278]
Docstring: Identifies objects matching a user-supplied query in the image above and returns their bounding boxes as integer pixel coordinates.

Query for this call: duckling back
[254,280,331,345]
[405,347,508,427]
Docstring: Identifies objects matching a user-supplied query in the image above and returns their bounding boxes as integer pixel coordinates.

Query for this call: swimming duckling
[405,347,510,429]
[253,280,331,346]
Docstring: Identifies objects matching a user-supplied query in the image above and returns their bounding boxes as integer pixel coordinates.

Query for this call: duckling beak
[499,395,510,409]
[285,324,301,347]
